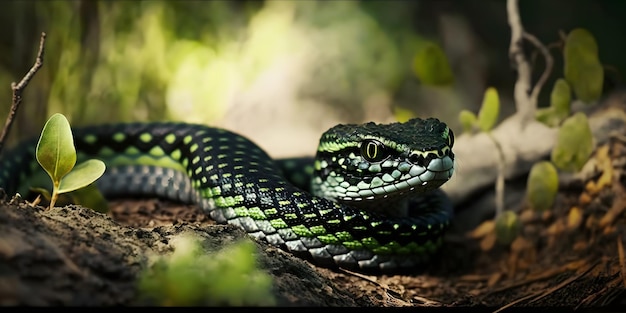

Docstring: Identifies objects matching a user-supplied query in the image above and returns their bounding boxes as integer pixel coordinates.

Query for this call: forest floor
[1,138,626,309]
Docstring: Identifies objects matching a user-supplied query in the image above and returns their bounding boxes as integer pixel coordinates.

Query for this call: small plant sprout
[459,87,506,218]
[35,113,106,209]
[458,87,500,134]
[535,78,572,127]
[526,161,559,212]
[550,112,594,172]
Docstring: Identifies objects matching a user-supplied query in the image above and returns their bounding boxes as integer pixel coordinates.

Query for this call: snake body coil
[0,118,455,272]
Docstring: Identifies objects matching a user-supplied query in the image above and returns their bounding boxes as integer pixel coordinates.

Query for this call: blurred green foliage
[458,87,499,133]
[564,28,604,104]
[494,210,520,245]
[393,106,415,123]
[477,87,500,132]
[1,0,427,139]
[138,235,275,306]
[1,1,623,146]
[551,112,594,172]
[526,161,559,212]
[412,41,454,86]
[535,79,572,127]
[458,110,477,134]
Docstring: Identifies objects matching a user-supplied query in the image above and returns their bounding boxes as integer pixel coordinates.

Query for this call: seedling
[36,113,106,209]
[526,161,559,212]
[535,78,572,127]
[460,87,521,246]
[550,112,594,172]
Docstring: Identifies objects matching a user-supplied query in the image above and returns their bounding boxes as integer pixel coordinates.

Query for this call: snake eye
[360,139,388,163]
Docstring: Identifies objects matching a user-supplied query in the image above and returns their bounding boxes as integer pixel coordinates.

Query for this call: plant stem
[49,182,59,209]
[487,133,506,218]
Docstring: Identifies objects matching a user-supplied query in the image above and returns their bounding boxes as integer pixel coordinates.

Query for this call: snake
[0,117,455,273]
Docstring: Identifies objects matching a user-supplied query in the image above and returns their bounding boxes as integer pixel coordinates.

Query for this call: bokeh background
[1,0,625,157]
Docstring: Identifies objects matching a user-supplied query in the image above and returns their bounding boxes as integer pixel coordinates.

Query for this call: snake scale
[0,117,455,273]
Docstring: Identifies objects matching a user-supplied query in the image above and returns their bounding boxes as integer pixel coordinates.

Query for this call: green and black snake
[0,117,455,272]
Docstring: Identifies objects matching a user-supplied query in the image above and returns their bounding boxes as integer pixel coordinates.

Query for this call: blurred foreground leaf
[564,28,603,103]
[551,112,594,172]
[138,235,275,306]
[495,210,521,245]
[458,109,477,134]
[536,78,572,127]
[477,87,500,132]
[526,161,559,212]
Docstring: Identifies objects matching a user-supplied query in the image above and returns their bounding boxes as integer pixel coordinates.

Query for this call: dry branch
[0,32,47,155]
[507,0,535,121]
[523,32,554,103]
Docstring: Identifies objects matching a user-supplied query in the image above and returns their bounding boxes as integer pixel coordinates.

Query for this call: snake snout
[407,151,446,168]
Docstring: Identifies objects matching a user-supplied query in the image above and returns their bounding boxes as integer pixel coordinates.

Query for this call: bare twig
[0,32,47,156]
[338,268,419,306]
[507,0,534,122]
[523,32,553,103]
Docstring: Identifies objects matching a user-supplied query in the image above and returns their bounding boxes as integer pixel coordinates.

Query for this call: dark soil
[2,139,626,308]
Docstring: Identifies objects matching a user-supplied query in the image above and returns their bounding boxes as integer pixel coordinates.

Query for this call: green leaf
[536,79,572,128]
[67,183,110,213]
[551,112,594,172]
[564,28,598,60]
[571,63,603,104]
[551,78,572,118]
[494,210,520,245]
[412,42,454,86]
[477,87,500,132]
[535,107,559,127]
[526,161,559,212]
[36,113,76,182]
[564,28,604,103]
[58,159,106,193]
[29,187,52,201]
[458,109,477,133]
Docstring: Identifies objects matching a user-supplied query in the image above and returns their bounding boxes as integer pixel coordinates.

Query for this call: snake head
[313,117,455,208]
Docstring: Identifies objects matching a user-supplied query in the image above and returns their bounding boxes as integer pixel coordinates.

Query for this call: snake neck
[310,180,412,217]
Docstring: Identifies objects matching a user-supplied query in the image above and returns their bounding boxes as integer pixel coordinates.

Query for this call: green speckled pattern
[0,118,455,273]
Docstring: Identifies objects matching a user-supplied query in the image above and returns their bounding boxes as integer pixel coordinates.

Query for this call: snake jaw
[314,153,454,204]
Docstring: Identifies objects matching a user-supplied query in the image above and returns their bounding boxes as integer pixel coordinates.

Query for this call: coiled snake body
[0,118,455,272]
